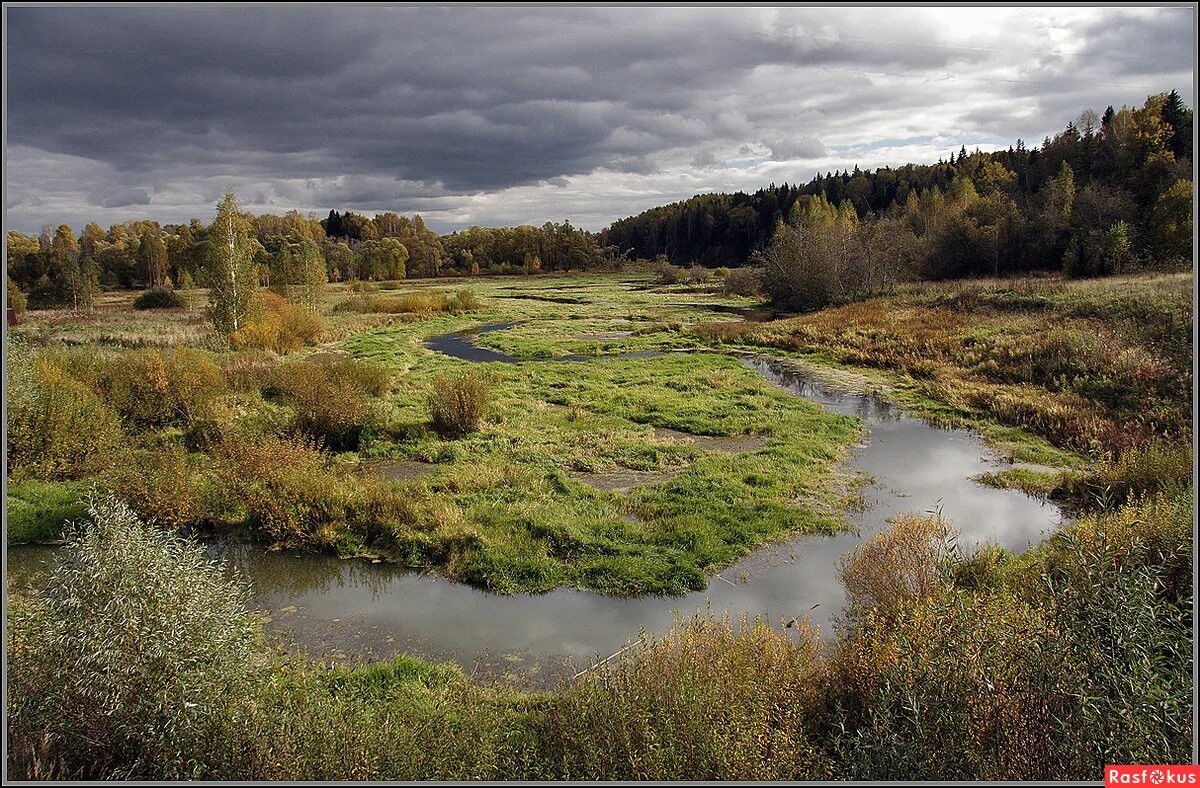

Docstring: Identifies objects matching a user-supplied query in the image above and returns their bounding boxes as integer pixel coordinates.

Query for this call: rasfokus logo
[1107,765,1200,786]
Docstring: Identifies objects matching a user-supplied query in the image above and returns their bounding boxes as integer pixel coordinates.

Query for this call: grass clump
[132,286,186,310]
[429,370,492,438]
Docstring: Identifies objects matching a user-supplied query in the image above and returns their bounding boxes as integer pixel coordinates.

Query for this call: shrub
[5,480,89,544]
[838,514,953,626]
[656,261,686,285]
[714,266,731,278]
[829,492,1193,780]
[1060,440,1192,508]
[830,587,1076,780]
[269,358,388,449]
[229,296,324,355]
[760,223,839,312]
[7,353,123,481]
[452,288,482,312]
[275,301,324,344]
[429,370,491,438]
[723,267,763,296]
[8,276,28,314]
[325,357,390,397]
[214,434,350,547]
[96,348,226,427]
[132,286,185,310]
[6,495,261,779]
[540,614,831,780]
[101,444,213,529]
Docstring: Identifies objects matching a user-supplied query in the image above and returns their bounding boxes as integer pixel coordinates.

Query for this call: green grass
[6,480,89,544]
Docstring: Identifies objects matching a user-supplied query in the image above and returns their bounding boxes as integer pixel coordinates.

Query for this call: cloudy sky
[5,5,1194,234]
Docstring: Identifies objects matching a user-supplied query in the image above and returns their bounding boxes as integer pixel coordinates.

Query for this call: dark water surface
[7,327,1066,686]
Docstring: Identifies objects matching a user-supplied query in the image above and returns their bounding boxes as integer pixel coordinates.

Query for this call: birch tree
[205,191,258,334]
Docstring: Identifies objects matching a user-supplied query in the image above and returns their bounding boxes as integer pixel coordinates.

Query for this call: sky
[4,5,1195,235]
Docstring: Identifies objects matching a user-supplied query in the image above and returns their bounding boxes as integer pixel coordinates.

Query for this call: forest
[602,90,1193,277]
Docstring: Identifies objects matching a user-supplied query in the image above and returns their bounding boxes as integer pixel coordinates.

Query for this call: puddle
[359,459,439,483]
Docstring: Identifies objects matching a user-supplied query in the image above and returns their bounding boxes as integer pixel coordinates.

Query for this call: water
[7,327,1067,686]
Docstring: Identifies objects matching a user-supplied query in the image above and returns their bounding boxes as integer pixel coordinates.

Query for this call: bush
[8,276,28,314]
[229,296,324,355]
[687,265,711,284]
[829,492,1193,780]
[760,223,839,312]
[452,288,482,312]
[214,434,350,548]
[723,267,763,296]
[6,495,261,779]
[429,370,491,438]
[269,358,389,449]
[96,348,226,427]
[132,287,185,310]
[101,444,213,529]
[5,480,88,544]
[540,614,831,780]
[1060,440,1192,508]
[838,514,953,626]
[656,261,686,285]
[7,353,123,481]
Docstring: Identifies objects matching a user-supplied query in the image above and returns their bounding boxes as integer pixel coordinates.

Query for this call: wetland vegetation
[6,263,1193,780]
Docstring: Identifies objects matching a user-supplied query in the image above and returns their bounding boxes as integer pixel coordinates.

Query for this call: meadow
[5,269,1194,780]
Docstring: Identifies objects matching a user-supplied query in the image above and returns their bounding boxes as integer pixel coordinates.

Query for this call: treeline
[603,91,1193,278]
[6,208,614,309]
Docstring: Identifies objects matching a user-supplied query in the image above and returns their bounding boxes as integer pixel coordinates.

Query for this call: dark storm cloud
[4,6,1194,232]
[92,187,151,209]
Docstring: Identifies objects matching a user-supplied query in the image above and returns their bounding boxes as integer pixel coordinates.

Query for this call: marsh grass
[429,369,493,438]
[5,480,89,544]
[693,273,1192,460]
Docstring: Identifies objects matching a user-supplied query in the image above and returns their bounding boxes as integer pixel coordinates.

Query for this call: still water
[7,333,1067,685]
